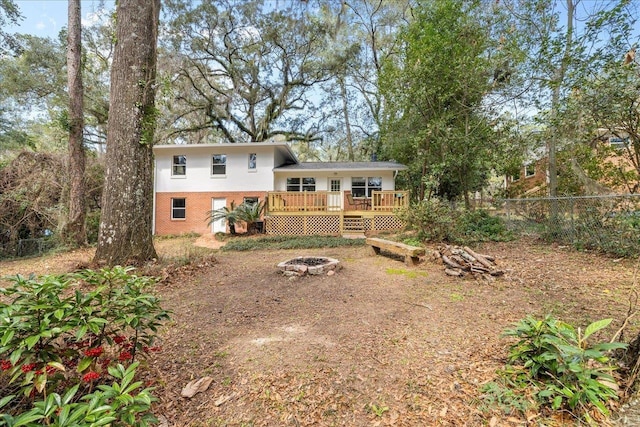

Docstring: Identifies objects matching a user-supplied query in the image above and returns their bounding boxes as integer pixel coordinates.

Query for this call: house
[153,142,408,236]
[504,128,640,197]
[505,158,547,197]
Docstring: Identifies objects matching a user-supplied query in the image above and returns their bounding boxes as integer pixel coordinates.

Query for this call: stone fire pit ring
[277,256,341,277]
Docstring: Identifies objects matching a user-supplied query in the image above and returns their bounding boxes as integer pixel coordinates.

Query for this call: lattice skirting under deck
[265,215,405,235]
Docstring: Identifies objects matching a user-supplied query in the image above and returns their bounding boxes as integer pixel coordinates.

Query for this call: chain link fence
[0,238,57,259]
[495,194,640,257]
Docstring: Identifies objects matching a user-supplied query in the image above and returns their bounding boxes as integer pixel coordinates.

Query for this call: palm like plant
[206,201,238,234]
[206,201,265,235]
[235,201,265,234]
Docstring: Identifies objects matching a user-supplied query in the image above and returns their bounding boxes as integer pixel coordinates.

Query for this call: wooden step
[343,215,364,232]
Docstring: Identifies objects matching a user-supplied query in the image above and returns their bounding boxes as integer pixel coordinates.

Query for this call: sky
[9,1,116,38]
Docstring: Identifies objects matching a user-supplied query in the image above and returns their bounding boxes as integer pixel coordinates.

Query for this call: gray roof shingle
[274,161,406,172]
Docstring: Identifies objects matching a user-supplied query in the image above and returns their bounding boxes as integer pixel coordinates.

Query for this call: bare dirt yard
[1,237,639,426]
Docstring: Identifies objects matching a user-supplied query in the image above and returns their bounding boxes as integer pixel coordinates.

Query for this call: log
[489,270,505,277]
[442,255,466,270]
[453,248,477,264]
[478,253,496,262]
[470,266,491,274]
[463,246,494,270]
[445,268,464,277]
[451,254,468,266]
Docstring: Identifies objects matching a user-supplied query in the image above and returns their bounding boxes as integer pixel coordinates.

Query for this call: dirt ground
[1,237,639,426]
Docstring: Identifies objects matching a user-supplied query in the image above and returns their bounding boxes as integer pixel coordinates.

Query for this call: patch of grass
[368,403,389,417]
[221,235,366,251]
[449,293,464,302]
[154,232,201,240]
[385,268,428,278]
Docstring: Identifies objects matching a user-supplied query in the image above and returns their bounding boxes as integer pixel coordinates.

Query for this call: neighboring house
[505,158,547,197]
[505,129,639,197]
[153,142,408,236]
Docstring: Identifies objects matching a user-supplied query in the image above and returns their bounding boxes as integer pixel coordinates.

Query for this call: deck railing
[267,190,408,213]
[371,191,409,211]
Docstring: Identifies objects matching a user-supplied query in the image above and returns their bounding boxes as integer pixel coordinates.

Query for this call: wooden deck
[267,190,408,214]
[264,191,408,236]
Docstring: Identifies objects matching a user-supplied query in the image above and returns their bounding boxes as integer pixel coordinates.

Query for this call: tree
[0,34,68,155]
[161,0,336,144]
[0,0,21,55]
[579,62,640,193]
[342,0,410,156]
[310,0,410,161]
[93,0,160,265]
[379,0,498,206]
[63,0,86,246]
[498,0,639,197]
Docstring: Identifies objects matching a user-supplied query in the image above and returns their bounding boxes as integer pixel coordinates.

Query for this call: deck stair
[342,214,365,237]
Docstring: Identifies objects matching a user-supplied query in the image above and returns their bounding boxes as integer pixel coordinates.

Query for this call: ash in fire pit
[277,256,340,276]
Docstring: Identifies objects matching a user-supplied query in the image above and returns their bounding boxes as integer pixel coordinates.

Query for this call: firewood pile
[435,245,504,279]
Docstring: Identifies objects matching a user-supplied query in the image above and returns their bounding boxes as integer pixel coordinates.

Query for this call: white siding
[155,145,277,192]
[274,170,396,191]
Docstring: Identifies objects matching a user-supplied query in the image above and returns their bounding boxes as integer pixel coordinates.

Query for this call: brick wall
[155,191,268,235]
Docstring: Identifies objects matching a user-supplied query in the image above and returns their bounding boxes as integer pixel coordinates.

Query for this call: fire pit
[277,256,340,277]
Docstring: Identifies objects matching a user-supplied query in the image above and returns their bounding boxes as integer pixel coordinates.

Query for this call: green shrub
[458,209,513,242]
[482,315,626,423]
[398,200,511,243]
[397,199,460,242]
[0,363,156,427]
[222,235,365,251]
[0,267,169,425]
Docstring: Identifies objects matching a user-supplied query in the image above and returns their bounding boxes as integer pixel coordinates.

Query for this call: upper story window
[352,176,382,198]
[212,154,226,175]
[525,164,535,178]
[172,155,186,176]
[248,153,257,170]
[171,198,186,220]
[286,177,316,192]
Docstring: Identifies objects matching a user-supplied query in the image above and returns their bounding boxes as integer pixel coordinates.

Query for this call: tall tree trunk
[339,76,355,161]
[548,0,575,199]
[64,0,86,246]
[93,0,159,265]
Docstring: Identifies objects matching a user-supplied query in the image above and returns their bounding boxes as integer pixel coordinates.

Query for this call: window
[351,176,382,198]
[171,198,186,219]
[243,196,259,206]
[511,173,520,182]
[525,164,535,178]
[302,178,316,192]
[172,155,186,176]
[610,137,629,150]
[248,153,257,170]
[286,177,316,192]
[212,154,226,175]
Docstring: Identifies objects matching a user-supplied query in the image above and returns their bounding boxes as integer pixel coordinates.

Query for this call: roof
[274,161,407,172]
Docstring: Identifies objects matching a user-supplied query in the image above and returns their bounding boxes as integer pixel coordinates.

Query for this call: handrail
[267,190,408,213]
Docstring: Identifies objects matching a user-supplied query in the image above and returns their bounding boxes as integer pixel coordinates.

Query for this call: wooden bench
[366,237,425,266]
